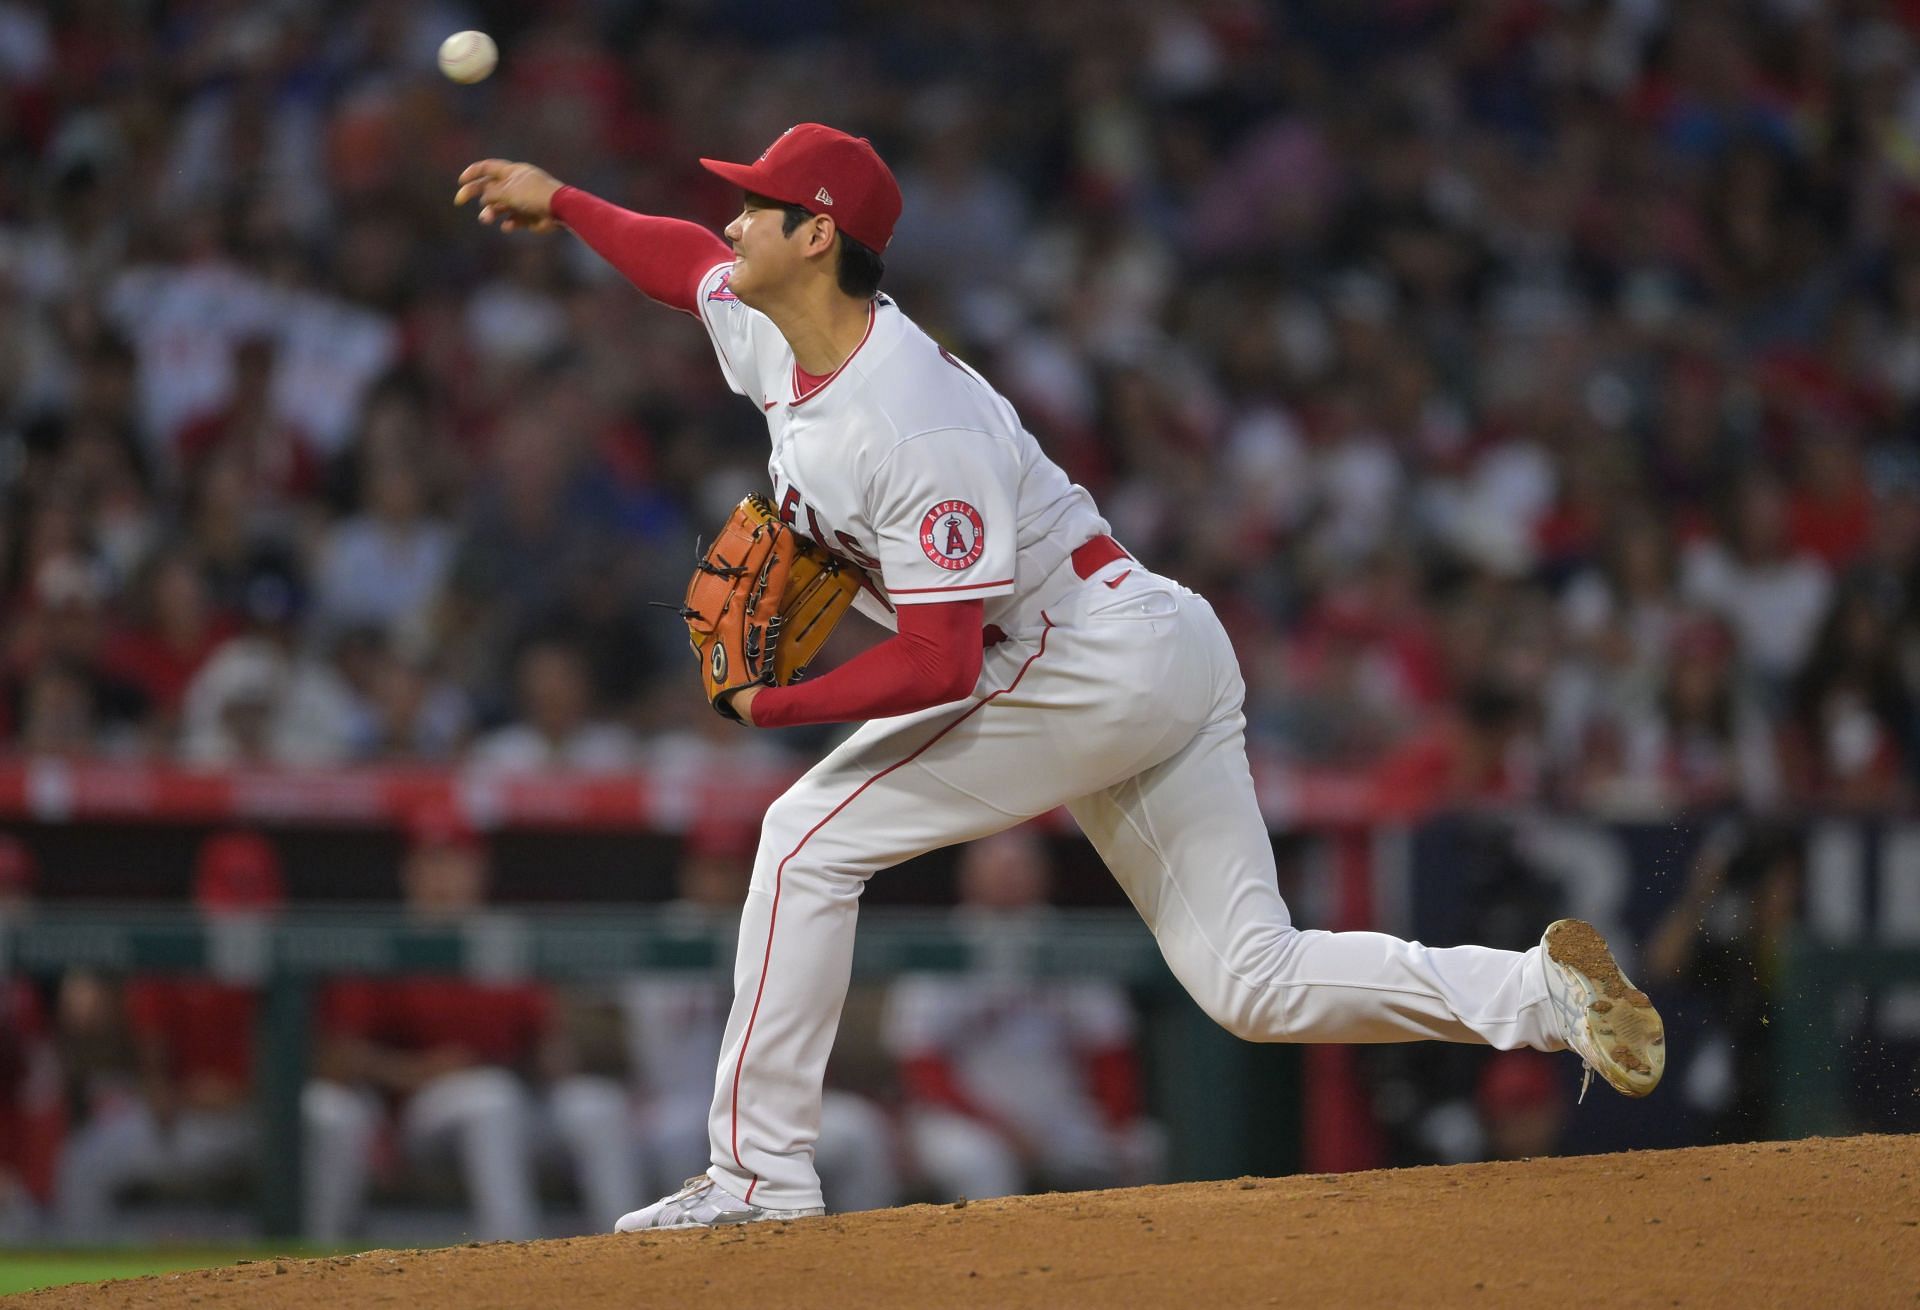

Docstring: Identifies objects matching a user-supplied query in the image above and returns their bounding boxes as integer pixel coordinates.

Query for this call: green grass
[0,1247,349,1296]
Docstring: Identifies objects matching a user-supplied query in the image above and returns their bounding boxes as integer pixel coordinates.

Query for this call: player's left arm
[741,431,1017,727]
[738,598,983,727]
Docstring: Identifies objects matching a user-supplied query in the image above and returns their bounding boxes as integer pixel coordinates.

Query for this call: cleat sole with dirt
[1544,918,1666,1097]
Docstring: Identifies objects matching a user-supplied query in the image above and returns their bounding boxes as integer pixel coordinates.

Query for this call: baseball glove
[677,493,866,721]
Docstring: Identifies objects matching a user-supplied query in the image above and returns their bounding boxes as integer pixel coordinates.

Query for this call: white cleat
[1541,918,1666,1101]
[614,1174,825,1233]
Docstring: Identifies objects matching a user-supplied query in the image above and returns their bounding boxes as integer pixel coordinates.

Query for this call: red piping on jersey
[732,613,1057,1203]
[888,577,1015,595]
[788,301,877,407]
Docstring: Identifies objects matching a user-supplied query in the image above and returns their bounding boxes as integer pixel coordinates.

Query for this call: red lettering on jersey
[805,506,829,549]
[779,486,800,526]
[834,531,881,570]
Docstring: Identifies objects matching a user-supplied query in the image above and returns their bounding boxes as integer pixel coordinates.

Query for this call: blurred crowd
[6,0,1920,814]
[0,821,1166,1241]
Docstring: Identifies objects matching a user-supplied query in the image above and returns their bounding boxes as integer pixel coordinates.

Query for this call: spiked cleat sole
[1544,918,1666,1098]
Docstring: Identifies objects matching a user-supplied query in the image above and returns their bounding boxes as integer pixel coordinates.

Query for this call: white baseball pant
[303,1069,638,1240]
[707,569,1568,1210]
[55,1100,257,1239]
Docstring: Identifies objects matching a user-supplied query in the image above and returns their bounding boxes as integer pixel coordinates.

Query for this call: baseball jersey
[319,977,553,1069]
[124,978,258,1088]
[881,969,1138,1142]
[693,265,1111,632]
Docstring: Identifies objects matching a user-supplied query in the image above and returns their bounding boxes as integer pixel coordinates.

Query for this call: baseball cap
[193,830,286,912]
[700,123,903,252]
[404,797,483,854]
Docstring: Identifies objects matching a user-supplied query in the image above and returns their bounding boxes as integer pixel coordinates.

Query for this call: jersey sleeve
[866,429,1018,605]
[694,263,788,403]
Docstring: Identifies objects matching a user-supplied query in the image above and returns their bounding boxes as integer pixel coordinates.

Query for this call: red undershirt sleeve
[550,186,732,316]
[749,599,985,728]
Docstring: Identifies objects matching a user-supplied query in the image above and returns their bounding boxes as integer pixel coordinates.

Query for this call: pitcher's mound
[17,1134,1920,1308]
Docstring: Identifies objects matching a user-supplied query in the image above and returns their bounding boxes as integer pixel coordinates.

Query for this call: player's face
[723,198,803,304]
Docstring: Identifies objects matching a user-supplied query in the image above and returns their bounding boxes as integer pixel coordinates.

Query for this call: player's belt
[1069,534,1130,579]
[982,535,1131,649]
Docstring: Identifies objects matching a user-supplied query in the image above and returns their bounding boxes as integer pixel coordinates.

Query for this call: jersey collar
[789,298,879,407]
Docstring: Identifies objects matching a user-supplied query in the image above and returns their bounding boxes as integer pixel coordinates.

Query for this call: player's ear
[807,214,838,259]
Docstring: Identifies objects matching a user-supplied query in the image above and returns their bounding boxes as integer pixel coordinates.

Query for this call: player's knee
[1201,999,1269,1042]
[752,793,866,891]
[754,793,811,871]
[303,1080,379,1143]
[437,1066,534,1123]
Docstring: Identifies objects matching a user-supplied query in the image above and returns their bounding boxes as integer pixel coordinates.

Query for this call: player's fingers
[457,159,506,185]
[479,204,498,225]
[500,216,518,233]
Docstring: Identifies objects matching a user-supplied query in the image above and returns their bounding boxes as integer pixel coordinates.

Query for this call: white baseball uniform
[690,264,1573,1211]
[618,904,899,1213]
[881,912,1165,1198]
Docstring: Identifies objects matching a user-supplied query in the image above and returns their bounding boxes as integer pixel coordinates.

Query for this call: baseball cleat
[614,1174,825,1232]
[1541,918,1665,1101]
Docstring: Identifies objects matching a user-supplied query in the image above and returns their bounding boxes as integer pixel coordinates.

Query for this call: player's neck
[762,286,874,377]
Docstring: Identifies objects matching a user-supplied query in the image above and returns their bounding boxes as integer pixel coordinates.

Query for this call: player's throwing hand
[454,159,564,233]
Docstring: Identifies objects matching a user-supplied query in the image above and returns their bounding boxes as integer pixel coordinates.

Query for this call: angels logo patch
[707,271,738,302]
[920,500,985,571]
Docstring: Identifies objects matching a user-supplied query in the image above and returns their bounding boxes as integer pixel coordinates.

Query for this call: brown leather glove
[680,494,866,721]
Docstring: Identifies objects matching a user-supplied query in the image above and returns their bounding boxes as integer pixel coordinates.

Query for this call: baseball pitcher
[454,123,1666,1231]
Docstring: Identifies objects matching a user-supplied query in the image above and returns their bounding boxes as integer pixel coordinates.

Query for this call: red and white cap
[701,123,903,252]
[405,797,484,854]
[193,830,286,913]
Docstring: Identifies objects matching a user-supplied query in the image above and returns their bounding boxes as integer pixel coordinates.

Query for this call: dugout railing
[1775,937,1920,1141]
[0,907,1300,1239]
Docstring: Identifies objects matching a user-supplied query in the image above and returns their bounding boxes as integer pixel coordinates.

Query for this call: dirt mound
[15,1135,1919,1309]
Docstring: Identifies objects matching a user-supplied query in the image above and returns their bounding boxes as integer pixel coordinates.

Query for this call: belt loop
[1070,534,1130,580]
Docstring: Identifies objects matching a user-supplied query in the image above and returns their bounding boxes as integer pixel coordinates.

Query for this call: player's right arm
[455,159,732,315]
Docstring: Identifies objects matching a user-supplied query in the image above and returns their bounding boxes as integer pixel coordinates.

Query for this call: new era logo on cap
[700,123,902,251]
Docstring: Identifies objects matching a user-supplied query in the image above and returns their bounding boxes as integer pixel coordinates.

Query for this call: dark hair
[749,193,886,299]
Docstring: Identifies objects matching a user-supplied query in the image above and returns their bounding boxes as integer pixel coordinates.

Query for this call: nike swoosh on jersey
[1104,570,1132,589]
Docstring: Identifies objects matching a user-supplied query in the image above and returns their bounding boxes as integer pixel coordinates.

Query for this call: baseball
[437,30,497,84]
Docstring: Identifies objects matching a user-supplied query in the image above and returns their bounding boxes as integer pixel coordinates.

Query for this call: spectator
[304,805,638,1240]
[53,830,284,1239]
[2,1,1920,816]
[338,633,471,762]
[1682,472,1833,698]
[177,551,355,766]
[312,435,453,644]
[1782,578,1913,808]
[469,636,638,774]
[173,333,321,517]
[1586,615,1780,814]
[4,555,149,757]
[881,828,1164,1200]
[100,550,235,739]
